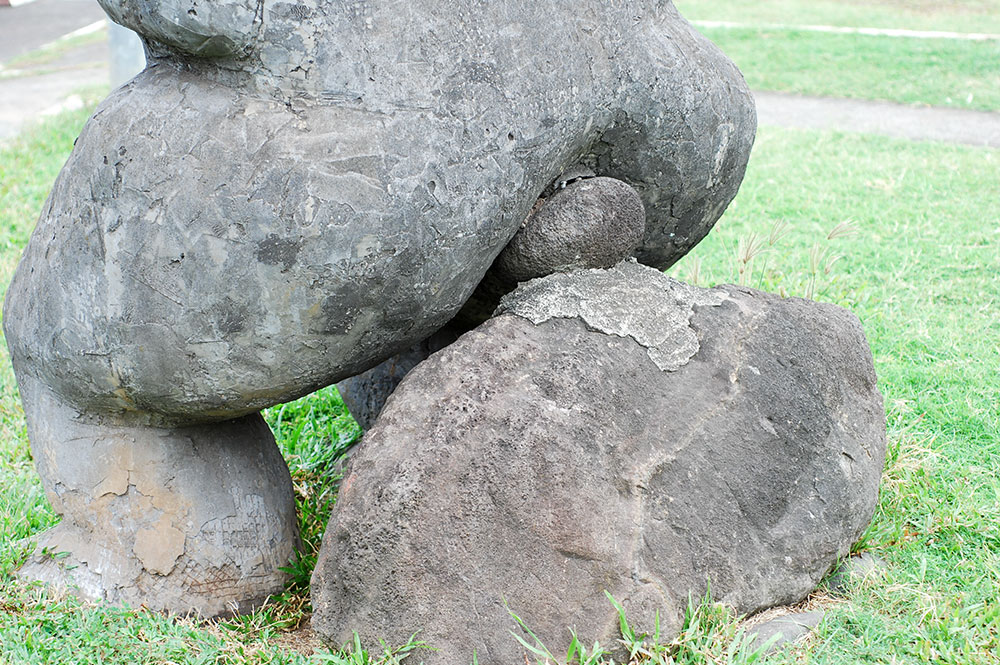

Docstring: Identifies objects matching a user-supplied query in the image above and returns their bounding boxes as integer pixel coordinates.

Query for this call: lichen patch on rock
[498,260,725,371]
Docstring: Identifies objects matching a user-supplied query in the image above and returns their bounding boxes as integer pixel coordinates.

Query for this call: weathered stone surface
[15,375,297,617]
[352,175,646,426]
[336,328,460,431]
[3,0,755,616]
[97,0,261,58]
[312,262,886,664]
[748,611,825,654]
[495,176,646,283]
[4,1,755,425]
[455,174,647,328]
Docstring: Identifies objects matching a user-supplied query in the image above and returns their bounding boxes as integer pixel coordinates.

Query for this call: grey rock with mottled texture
[336,328,460,431]
[495,177,646,283]
[312,263,886,664]
[455,175,647,327]
[335,352,426,433]
[748,611,825,654]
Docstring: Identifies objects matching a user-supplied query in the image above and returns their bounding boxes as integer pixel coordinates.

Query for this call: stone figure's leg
[600,10,758,270]
[16,376,298,617]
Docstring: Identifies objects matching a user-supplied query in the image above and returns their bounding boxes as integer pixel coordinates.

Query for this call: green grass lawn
[674,0,1000,35]
[675,0,1000,111]
[696,27,1000,112]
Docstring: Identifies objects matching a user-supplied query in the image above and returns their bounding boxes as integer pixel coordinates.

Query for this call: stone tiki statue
[3,0,756,615]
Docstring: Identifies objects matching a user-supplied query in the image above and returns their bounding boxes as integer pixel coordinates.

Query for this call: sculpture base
[16,378,299,617]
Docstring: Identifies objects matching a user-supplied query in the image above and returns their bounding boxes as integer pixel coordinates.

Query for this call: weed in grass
[507,590,780,665]
[734,232,766,286]
[313,632,432,665]
[507,600,608,665]
[220,595,311,642]
[683,256,703,287]
[720,218,858,300]
[749,220,791,294]
[804,219,857,300]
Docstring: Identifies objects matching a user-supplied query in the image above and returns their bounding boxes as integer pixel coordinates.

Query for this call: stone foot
[17,379,298,617]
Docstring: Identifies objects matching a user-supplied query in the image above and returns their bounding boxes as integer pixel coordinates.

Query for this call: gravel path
[0,0,104,62]
[755,91,1000,149]
[0,0,108,141]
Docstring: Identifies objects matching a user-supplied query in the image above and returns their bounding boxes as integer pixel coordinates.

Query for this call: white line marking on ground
[40,93,85,117]
[61,20,107,41]
[21,19,108,58]
[691,20,1000,42]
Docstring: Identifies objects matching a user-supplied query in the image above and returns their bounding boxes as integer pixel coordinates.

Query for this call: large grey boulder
[312,262,886,664]
[3,0,755,614]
